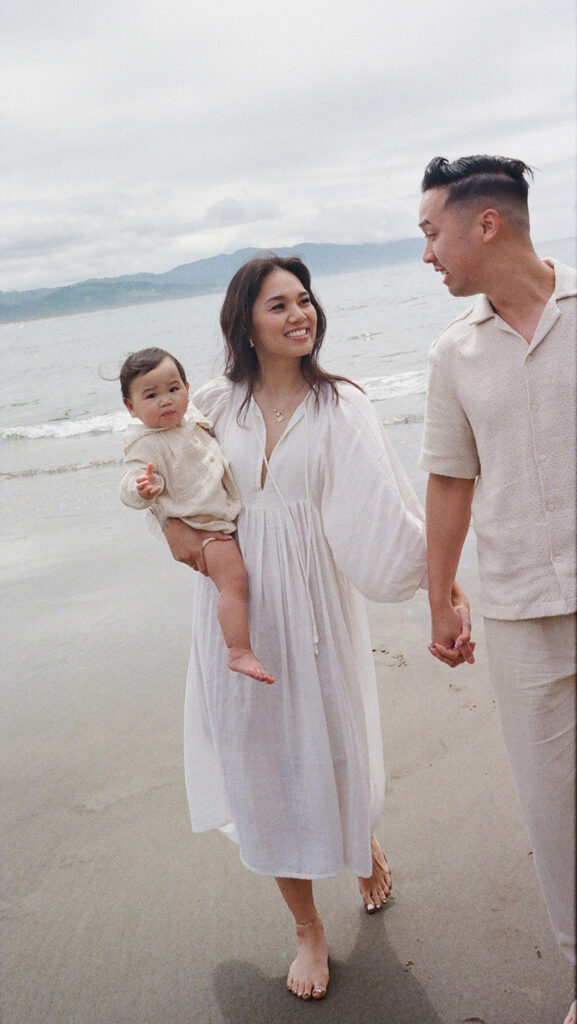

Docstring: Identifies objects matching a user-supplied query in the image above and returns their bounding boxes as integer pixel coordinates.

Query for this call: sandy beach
[1,459,574,1024]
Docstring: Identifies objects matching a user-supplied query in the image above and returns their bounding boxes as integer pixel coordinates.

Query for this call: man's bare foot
[286,916,329,1001]
[358,834,392,912]
[227,649,274,684]
[563,999,576,1024]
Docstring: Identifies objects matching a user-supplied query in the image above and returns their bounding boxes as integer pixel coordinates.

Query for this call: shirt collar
[469,293,495,325]
[546,258,577,300]
[469,258,577,326]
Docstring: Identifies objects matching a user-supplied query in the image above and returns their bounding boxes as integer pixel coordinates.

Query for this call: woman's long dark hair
[220,254,361,418]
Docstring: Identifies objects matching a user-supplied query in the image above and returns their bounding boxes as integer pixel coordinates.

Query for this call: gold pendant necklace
[265,383,305,424]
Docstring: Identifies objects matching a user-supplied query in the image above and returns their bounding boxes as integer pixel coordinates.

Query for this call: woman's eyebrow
[264,290,308,304]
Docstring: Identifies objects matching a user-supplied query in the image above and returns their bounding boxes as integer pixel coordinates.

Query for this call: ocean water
[1,239,573,505]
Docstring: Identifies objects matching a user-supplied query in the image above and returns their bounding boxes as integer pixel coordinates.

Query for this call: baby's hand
[136,463,163,499]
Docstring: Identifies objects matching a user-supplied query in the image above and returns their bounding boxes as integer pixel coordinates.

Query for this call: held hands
[428,582,476,668]
[136,463,163,499]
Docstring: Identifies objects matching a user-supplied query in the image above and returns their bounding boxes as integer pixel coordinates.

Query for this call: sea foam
[0,410,130,441]
[0,372,425,441]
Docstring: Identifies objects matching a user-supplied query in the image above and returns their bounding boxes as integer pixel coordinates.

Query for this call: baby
[119,346,273,684]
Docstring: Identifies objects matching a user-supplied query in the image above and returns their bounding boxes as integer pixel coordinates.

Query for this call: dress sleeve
[321,386,427,603]
[192,376,234,425]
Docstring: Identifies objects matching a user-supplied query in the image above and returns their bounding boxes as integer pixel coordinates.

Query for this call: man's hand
[425,474,476,668]
[429,584,475,668]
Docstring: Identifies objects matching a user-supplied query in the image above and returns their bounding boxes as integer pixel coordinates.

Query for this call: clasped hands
[428,582,476,668]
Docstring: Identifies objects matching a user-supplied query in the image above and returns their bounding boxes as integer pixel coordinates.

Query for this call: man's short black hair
[421,155,534,210]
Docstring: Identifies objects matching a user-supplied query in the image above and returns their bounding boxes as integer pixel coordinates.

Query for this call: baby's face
[124,357,189,428]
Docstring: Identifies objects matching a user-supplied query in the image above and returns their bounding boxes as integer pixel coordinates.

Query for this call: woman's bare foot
[358,834,392,912]
[227,649,274,684]
[563,1000,576,1024]
[286,916,329,1001]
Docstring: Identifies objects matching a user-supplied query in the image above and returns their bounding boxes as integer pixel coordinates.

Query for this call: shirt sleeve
[418,339,480,478]
[120,435,166,509]
[321,386,427,603]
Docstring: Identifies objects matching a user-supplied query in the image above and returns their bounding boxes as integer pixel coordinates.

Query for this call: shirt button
[546,501,555,512]
[555,555,563,563]
[531,400,539,412]
[540,454,547,462]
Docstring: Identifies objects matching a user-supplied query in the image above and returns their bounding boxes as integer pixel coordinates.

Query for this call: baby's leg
[203,539,274,683]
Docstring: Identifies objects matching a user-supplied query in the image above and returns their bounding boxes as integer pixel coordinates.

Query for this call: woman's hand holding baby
[163,518,232,574]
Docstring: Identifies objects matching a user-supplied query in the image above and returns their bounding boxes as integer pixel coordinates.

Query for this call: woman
[163,255,472,1001]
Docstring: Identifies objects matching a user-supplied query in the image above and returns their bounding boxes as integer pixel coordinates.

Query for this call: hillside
[0,239,423,324]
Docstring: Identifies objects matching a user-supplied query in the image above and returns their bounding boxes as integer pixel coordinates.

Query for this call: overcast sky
[2,0,575,291]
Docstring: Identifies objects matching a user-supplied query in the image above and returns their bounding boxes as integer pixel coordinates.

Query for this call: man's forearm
[426,474,475,609]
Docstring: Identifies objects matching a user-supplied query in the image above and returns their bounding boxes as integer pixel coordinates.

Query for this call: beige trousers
[484,613,576,963]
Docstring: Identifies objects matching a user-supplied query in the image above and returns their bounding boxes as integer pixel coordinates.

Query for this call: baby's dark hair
[120,347,187,400]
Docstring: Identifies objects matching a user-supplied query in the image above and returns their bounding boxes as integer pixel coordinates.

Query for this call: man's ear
[478,208,500,243]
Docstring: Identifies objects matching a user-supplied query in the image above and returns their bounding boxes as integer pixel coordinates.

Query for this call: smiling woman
[160,253,473,1002]
[251,271,317,360]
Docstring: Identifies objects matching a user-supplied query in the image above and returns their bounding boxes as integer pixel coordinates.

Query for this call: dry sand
[1,463,574,1024]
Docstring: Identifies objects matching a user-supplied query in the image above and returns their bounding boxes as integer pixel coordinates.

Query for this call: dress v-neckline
[251,392,310,490]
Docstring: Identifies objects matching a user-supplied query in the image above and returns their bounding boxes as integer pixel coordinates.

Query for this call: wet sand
[1,463,574,1024]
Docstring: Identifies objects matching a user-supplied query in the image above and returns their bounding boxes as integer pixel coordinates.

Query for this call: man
[417,155,576,1023]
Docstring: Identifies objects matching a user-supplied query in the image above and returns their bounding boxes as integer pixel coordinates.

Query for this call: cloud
[203,196,280,228]
[0,0,574,289]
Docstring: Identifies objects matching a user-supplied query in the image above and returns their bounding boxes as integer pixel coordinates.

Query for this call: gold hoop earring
[248,338,255,348]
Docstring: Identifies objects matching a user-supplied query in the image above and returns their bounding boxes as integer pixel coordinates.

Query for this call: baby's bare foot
[227,649,274,684]
[563,999,576,1024]
[286,916,329,1001]
[358,834,392,912]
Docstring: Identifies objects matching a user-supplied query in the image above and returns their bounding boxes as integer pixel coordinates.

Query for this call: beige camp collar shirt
[419,259,576,620]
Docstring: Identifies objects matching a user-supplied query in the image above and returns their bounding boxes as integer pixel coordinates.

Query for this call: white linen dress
[184,377,427,879]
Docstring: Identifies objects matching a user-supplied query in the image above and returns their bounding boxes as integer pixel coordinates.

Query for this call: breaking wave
[1,371,425,442]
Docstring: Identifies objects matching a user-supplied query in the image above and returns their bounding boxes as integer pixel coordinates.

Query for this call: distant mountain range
[0,239,423,324]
